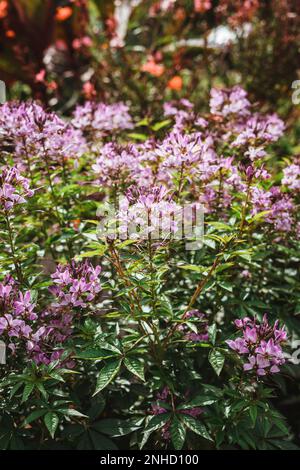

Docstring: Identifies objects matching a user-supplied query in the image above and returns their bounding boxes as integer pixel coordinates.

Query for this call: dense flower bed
[0,85,299,450]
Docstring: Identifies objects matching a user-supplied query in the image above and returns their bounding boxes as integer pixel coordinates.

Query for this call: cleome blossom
[0,166,34,211]
[72,101,133,140]
[0,101,86,166]
[92,142,140,185]
[209,86,251,117]
[226,315,287,376]
[0,276,37,354]
[49,260,102,308]
[117,185,183,241]
[0,262,102,366]
[282,161,300,192]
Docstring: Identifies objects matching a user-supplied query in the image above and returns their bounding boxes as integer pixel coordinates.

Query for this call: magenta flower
[227,315,286,377]
[72,101,133,141]
[0,101,86,167]
[0,166,33,211]
[226,338,249,354]
[244,327,257,344]
[50,260,102,308]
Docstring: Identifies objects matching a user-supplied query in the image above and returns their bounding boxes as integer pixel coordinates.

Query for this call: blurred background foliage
[0,0,299,118]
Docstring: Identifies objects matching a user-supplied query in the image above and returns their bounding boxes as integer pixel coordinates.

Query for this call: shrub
[0,86,299,450]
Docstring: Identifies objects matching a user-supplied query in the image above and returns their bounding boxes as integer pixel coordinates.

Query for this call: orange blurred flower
[72,219,81,231]
[167,75,183,91]
[5,30,16,38]
[0,1,8,19]
[141,59,165,77]
[55,6,73,22]
[174,7,186,22]
[47,81,58,91]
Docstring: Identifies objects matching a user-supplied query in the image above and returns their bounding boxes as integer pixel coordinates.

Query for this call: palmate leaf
[124,357,145,381]
[170,416,186,450]
[44,412,59,439]
[93,359,122,396]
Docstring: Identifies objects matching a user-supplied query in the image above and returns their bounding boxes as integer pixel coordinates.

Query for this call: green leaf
[124,357,145,381]
[128,133,147,141]
[170,416,186,450]
[249,405,257,426]
[78,248,106,258]
[58,409,88,418]
[88,430,118,450]
[75,348,116,360]
[44,412,59,439]
[219,282,233,293]
[94,419,141,437]
[24,409,47,426]
[178,264,207,273]
[35,383,48,400]
[93,359,122,395]
[208,349,225,376]
[151,119,171,131]
[21,383,35,403]
[9,382,23,399]
[181,415,213,441]
[143,413,171,434]
[179,395,218,408]
[207,324,217,345]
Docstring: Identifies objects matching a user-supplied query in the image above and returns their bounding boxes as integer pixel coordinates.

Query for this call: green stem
[4,212,23,284]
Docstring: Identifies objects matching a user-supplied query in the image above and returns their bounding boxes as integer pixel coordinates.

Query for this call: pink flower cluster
[226,315,287,376]
[49,260,102,308]
[0,276,37,352]
[0,166,34,211]
[72,101,133,140]
[210,86,251,117]
[282,161,300,192]
[117,185,182,240]
[251,186,295,232]
[86,86,298,237]
[0,101,86,166]
[92,143,139,185]
[0,261,102,366]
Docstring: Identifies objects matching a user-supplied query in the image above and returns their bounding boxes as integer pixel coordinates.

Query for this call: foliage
[0,1,299,115]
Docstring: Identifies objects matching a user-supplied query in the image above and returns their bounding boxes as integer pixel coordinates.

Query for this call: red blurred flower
[194,0,212,13]
[141,58,165,77]
[47,81,58,91]
[72,36,92,50]
[83,81,96,99]
[35,69,46,83]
